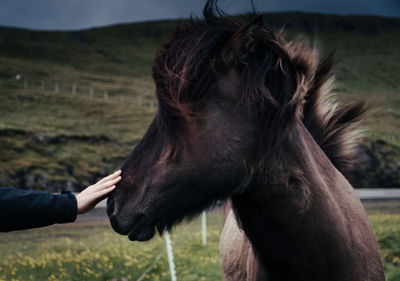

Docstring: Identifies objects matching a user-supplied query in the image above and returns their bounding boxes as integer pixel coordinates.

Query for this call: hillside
[0,12,399,190]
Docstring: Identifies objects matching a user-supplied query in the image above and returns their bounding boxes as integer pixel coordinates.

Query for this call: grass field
[0,211,223,281]
[1,208,400,281]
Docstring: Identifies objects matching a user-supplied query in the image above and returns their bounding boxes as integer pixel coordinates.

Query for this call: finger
[94,185,117,200]
[97,170,122,185]
[96,189,117,203]
[97,170,121,184]
[95,176,121,191]
[88,185,116,204]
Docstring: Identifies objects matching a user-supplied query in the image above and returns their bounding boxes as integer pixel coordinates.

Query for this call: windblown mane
[152,0,366,176]
[299,52,367,177]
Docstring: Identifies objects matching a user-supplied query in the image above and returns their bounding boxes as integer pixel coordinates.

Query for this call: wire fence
[0,77,157,109]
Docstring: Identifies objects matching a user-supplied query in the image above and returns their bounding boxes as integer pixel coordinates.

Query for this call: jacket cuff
[53,192,78,223]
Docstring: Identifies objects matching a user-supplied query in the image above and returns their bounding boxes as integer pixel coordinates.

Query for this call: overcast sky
[0,0,399,31]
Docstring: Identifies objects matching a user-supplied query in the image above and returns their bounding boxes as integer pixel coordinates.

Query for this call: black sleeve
[0,187,78,232]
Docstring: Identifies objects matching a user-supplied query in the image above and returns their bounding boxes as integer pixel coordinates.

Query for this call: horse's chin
[128,224,156,241]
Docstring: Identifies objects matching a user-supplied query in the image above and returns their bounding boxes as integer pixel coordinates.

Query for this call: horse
[107,1,384,280]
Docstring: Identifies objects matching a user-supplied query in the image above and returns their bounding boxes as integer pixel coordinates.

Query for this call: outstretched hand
[76,170,121,214]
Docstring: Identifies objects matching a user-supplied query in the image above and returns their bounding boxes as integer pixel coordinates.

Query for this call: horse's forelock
[151,6,237,144]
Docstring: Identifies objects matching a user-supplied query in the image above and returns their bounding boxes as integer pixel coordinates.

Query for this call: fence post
[72,84,76,95]
[202,211,207,246]
[137,96,142,107]
[120,96,124,104]
[165,231,177,281]
[55,83,59,93]
[104,91,108,100]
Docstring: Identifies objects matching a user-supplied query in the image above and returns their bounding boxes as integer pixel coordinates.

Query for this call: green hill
[0,12,399,190]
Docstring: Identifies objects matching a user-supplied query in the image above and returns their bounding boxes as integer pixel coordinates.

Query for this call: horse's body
[220,122,383,280]
[107,1,384,280]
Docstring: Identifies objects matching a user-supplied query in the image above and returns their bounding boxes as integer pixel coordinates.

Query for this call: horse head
[107,1,352,242]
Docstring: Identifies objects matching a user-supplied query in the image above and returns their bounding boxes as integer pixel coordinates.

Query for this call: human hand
[76,170,121,214]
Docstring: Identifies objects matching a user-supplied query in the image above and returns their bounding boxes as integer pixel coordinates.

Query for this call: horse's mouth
[125,214,156,242]
[109,209,156,241]
[128,221,156,241]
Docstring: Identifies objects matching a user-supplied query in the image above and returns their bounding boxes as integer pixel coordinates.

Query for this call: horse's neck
[231,122,383,281]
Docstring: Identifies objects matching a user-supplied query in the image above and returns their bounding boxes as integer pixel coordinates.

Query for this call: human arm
[0,187,78,232]
[0,170,121,232]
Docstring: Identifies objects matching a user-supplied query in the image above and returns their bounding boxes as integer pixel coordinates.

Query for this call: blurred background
[0,0,399,280]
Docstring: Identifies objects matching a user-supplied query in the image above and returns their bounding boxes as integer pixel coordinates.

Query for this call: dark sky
[0,0,399,31]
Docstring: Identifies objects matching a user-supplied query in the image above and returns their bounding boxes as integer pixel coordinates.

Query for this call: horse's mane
[299,52,367,178]
[152,0,366,176]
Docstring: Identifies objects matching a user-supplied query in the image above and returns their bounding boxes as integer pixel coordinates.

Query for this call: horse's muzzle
[106,197,129,235]
[107,197,156,241]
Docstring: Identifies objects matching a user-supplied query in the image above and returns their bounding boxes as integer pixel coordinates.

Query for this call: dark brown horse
[107,1,384,280]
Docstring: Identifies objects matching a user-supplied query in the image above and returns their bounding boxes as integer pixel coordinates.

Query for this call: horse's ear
[222,14,264,64]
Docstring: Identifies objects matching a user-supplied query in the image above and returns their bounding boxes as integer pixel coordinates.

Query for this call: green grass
[370,214,400,281]
[0,212,222,281]
[0,211,399,281]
